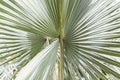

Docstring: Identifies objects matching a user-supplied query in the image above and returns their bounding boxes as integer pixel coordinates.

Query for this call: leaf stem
[59,35,64,80]
[57,0,64,80]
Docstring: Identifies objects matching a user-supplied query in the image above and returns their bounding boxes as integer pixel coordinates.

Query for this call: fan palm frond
[0,0,120,80]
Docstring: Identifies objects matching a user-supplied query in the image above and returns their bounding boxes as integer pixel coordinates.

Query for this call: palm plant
[0,0,120,80]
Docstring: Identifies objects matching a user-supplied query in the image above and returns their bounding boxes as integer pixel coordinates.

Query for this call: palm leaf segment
[0,0,120,80]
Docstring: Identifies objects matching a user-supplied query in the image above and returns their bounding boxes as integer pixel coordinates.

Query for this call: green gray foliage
[0,0,120,80]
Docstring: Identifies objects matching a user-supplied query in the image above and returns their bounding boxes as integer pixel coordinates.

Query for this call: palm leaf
[0,0,58,37]
[0,26,46,79]
[15,40,59,80]
[0,0,120,80]
[64,0,120,79]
